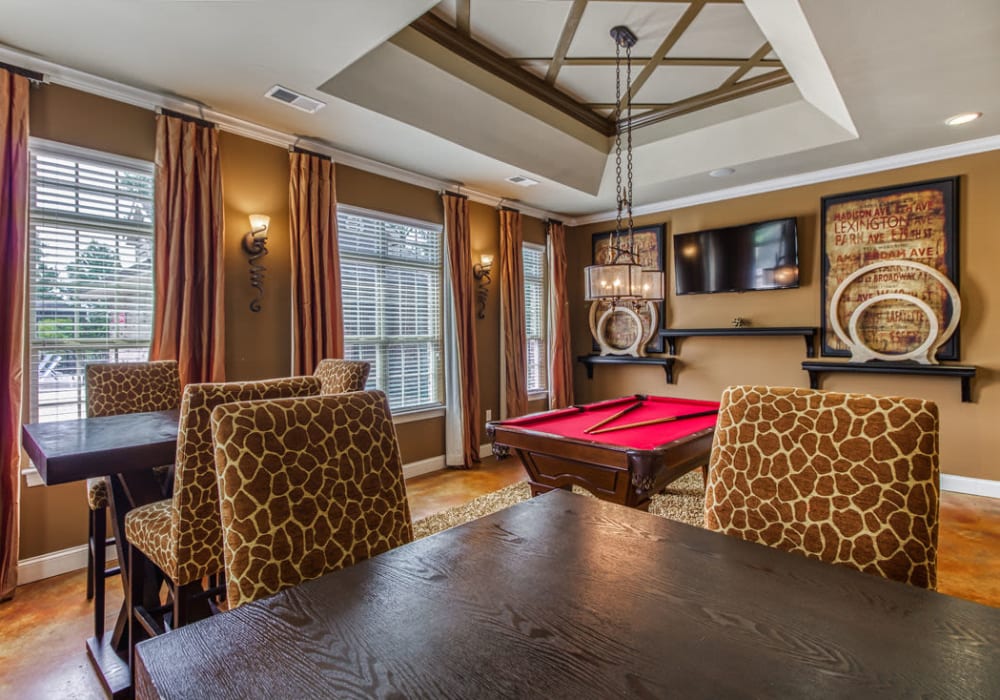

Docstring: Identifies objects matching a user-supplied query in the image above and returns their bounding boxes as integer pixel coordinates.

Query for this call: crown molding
[567,135,1000,226]
[8,43,993,229]
[0,44,559,223]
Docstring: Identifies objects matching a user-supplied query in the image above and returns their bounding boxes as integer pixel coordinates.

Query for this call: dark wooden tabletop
[135,489,1000,700]
[22,409,179,485]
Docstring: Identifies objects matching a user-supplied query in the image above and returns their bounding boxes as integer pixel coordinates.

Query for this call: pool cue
[588,408,719,435]
[583,395,646,434]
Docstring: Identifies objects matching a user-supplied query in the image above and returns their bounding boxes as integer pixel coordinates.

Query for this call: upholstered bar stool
[704,385,940,588]
[124,376,321,663]
[210,390,413,608]
[84,360,180,640]
[313,358,370,394]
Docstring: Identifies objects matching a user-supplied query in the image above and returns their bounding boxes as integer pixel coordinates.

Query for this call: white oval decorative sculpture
[588,300,659,357]
[829,260,960,365]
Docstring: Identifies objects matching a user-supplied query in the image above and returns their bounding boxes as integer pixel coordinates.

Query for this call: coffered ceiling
[0,0,997,218]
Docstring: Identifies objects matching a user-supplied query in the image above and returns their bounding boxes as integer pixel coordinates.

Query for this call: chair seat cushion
[86,478,108,511]
[125,499,177,580]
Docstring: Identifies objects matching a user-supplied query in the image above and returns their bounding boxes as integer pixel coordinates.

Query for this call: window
[27,140,155,423]
[523,242,547,394]
[337,206,443,413]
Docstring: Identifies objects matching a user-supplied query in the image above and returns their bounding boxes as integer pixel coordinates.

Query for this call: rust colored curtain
[289,151,342,374]
[546,220,574,409]
[499,208,528,418]
[443,193,480,468]
[150,113,225,387]
[0,69,28,600]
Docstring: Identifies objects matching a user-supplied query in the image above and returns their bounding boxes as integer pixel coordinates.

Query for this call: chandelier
[584,25,664,356]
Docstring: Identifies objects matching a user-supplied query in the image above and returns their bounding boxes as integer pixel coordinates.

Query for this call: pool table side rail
[487,421,716,507]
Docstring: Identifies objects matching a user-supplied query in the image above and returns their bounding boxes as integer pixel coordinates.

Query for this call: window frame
[25,137,156,424]
[336,204,445,416]
[522,240,548,398]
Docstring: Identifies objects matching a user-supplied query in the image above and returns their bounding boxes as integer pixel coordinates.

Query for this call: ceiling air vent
[505,175,539,187]
[265,85,326,114]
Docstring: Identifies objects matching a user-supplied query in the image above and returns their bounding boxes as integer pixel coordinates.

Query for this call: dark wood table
[22,409,180,699]
[135,490,1000,699]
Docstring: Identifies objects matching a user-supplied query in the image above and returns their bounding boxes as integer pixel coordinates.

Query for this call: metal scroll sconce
[243,214,270,312]
[473,254,493,319]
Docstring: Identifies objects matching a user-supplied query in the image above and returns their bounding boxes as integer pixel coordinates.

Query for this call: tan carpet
[412,469,706,539]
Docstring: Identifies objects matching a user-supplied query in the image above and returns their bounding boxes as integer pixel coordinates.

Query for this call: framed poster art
[820,177,960,360]
[590,224,666,354]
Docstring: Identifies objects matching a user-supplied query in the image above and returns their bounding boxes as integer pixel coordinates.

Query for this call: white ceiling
[0,0,997,219]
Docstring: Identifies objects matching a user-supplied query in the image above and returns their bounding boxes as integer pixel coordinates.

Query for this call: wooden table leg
[86,470,168,698]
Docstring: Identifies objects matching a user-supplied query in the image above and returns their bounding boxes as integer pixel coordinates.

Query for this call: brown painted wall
[221,132,293,381]
[471,206,550,426]
[471,201,500,429]
[16,86,499,559]
[570,150,1000,480]
[29,84,155,162]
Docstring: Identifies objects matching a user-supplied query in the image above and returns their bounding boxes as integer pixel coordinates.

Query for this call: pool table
[487,395,720,509]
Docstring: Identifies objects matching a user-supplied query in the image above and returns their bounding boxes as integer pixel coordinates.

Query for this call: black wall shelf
[659,327,818,357]
[577,355,675,383]
[801,361,977,403]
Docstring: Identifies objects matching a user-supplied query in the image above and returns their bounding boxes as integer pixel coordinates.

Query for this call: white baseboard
[941,473,1000,499]
[401,454,445,480]
[402,445,493,478]
[18,543,117,586]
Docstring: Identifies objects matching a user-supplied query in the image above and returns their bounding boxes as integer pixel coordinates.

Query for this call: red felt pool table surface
[500,395,719,450]
[488,395,721,508]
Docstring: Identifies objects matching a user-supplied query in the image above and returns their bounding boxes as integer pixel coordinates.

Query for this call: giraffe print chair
[313,358,371,394]
[84,360,181,640]
[210,390,414,608]
[124,375,321,652]
[704,385,940,589]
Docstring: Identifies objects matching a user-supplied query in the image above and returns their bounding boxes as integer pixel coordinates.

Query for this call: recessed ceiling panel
[555,65,620,106]
[669,4,769,58]
[568,2,688,58]
[633,65,733,104]
[469,1,572,58]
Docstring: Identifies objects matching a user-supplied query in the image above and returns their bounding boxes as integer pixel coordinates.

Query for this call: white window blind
[523,242,548,394]
[337,206,443,413]
[27,140,155,422]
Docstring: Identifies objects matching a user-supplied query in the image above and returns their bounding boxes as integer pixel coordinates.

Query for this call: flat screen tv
[673,217,799,295]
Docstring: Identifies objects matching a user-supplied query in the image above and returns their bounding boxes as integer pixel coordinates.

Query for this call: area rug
[412,469,706,539]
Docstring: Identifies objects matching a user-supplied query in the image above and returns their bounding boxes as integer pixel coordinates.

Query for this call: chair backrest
[169,375,321,586]
[211,390,413,607]
[313,359,371,394]
[86,360,181,418]
[704,385,940,589]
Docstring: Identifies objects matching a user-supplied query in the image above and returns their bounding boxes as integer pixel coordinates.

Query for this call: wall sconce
[243,214,270,312]
[472,253,493,319]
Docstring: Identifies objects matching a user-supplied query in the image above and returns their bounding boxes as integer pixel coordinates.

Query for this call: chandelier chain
[625,39,635,250]
[613,38,623,261]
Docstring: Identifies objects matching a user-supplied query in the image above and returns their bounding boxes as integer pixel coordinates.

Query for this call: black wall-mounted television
[673,217,799,295]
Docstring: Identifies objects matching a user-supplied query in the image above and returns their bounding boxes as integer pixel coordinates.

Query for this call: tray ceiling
[0,0,997,217]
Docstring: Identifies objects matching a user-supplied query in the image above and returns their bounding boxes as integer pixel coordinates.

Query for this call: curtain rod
[290,145,332,161]
[441,190,469,200]
[0,61,44,83]
[159,107,216,130]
